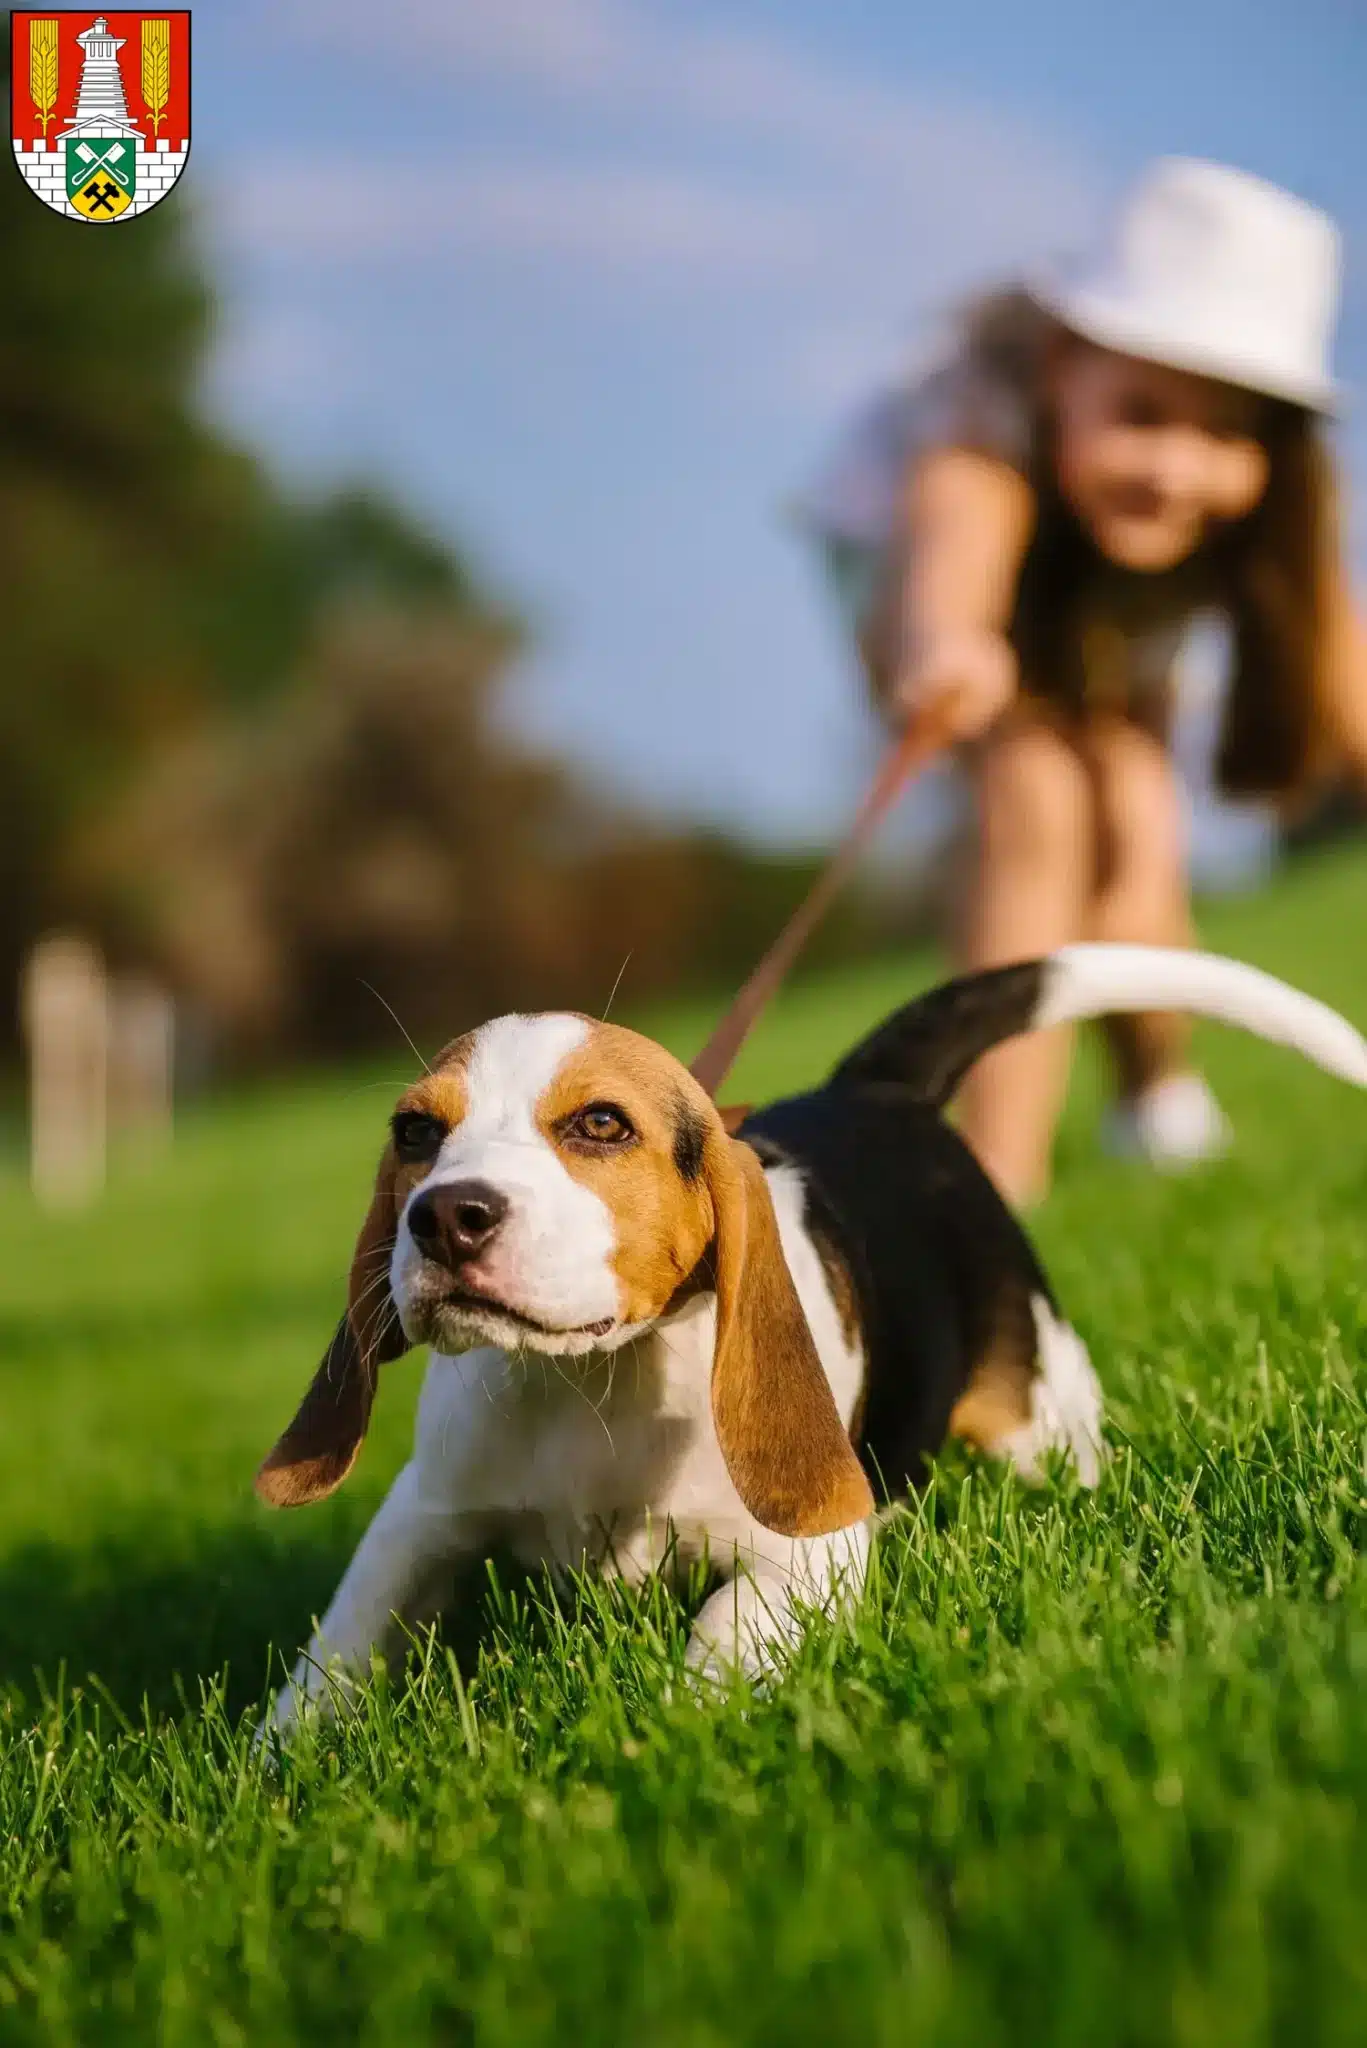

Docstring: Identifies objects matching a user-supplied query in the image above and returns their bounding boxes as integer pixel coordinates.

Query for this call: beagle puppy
[258,944,1367,1730]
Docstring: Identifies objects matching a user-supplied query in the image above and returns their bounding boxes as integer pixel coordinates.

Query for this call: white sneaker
[1102,1073,1232,1170]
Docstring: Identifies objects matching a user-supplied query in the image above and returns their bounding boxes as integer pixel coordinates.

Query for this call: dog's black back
[740,1078,1053,1501]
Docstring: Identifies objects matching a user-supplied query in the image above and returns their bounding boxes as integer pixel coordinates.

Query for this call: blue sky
[197,0,1367,841]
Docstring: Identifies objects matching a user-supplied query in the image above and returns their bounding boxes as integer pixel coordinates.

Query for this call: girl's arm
[1316,577,1367,785]
[863,446,1036,737]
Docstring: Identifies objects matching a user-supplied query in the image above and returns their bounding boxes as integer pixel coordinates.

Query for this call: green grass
[3,846,1367,2043]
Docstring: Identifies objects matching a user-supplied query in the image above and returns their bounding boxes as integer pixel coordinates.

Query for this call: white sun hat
[1031,157,1342,413]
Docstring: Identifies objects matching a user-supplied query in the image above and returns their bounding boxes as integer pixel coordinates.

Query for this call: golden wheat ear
[29,19,60,136]
[140,18,171,135]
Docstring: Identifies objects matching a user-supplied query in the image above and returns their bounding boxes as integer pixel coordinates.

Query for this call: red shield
[11,11,190,222]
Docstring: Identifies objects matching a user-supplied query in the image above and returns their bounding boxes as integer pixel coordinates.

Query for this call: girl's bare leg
[955,709,1095,1206]
[1081,717,1193,1094]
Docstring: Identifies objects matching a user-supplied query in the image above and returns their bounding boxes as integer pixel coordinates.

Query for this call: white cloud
[226,0,1104,431]
[252,0,1098,336]
[225,158,819,276]
[450,162,816,271]
[268,0,1095,256]
[294,0,637,95]
[274,0,1063,169]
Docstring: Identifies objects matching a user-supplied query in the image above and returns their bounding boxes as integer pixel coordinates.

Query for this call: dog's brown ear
[705,1133,874,1537]
[717,1103,753,1136]
[255,1149,409,1507]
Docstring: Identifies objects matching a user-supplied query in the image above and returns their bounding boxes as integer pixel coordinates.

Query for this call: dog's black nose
[407,1180,509,1266]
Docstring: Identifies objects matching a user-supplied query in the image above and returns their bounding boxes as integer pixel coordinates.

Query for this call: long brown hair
[1010,345,1339,802]
[1210,404,1337,799]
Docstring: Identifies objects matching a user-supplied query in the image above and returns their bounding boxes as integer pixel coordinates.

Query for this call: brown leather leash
[689,710,951,1099]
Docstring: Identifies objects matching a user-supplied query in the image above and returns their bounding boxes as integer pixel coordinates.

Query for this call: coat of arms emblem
[11,11,189,222]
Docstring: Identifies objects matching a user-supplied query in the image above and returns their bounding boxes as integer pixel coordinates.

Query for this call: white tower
[68,16,137,133]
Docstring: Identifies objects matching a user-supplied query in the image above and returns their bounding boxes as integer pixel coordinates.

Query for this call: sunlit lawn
[0,846,1366,2042]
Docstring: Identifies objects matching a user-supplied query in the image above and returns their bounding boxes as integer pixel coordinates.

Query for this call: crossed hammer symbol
[80,177,120,213]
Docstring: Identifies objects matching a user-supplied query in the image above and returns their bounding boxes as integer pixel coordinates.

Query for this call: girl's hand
[891,629,1017,740]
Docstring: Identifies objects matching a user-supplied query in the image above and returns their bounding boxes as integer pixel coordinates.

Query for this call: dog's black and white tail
[832,944,1367,1111]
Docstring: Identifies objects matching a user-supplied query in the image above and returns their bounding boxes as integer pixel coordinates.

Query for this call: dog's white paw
[1000,1297,1107,1489]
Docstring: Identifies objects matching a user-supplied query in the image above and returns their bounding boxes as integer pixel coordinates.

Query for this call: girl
[806,157,1367,1206]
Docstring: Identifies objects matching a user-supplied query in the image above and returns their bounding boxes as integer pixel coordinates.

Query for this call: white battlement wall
[13,136,188,220]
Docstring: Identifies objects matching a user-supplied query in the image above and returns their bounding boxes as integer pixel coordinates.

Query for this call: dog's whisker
[550,1357,617,1455]
[599,953,633,1024]
[340,1075,426,1102]
[348,1269,391,1312]
[349,1266,393,1316]
[651,1324,697,1372]
[357,979,433,1077]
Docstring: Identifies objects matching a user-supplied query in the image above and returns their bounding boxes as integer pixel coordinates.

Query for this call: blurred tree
[84,599,917,1066]
[188,484,494,709]
[0,45,215,1001]
[84,611,689,1057]
[0,39,510,1045]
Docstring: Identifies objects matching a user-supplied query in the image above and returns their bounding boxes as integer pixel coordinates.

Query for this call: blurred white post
[21,934,110,1212]
[109,975,175,1164]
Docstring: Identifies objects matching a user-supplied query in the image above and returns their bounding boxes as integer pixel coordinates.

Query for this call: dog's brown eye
[566,1103,635,1146]
[391,1111,447,1161]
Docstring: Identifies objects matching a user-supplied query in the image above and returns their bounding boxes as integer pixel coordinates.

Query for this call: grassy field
[2,846,1367,2043]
